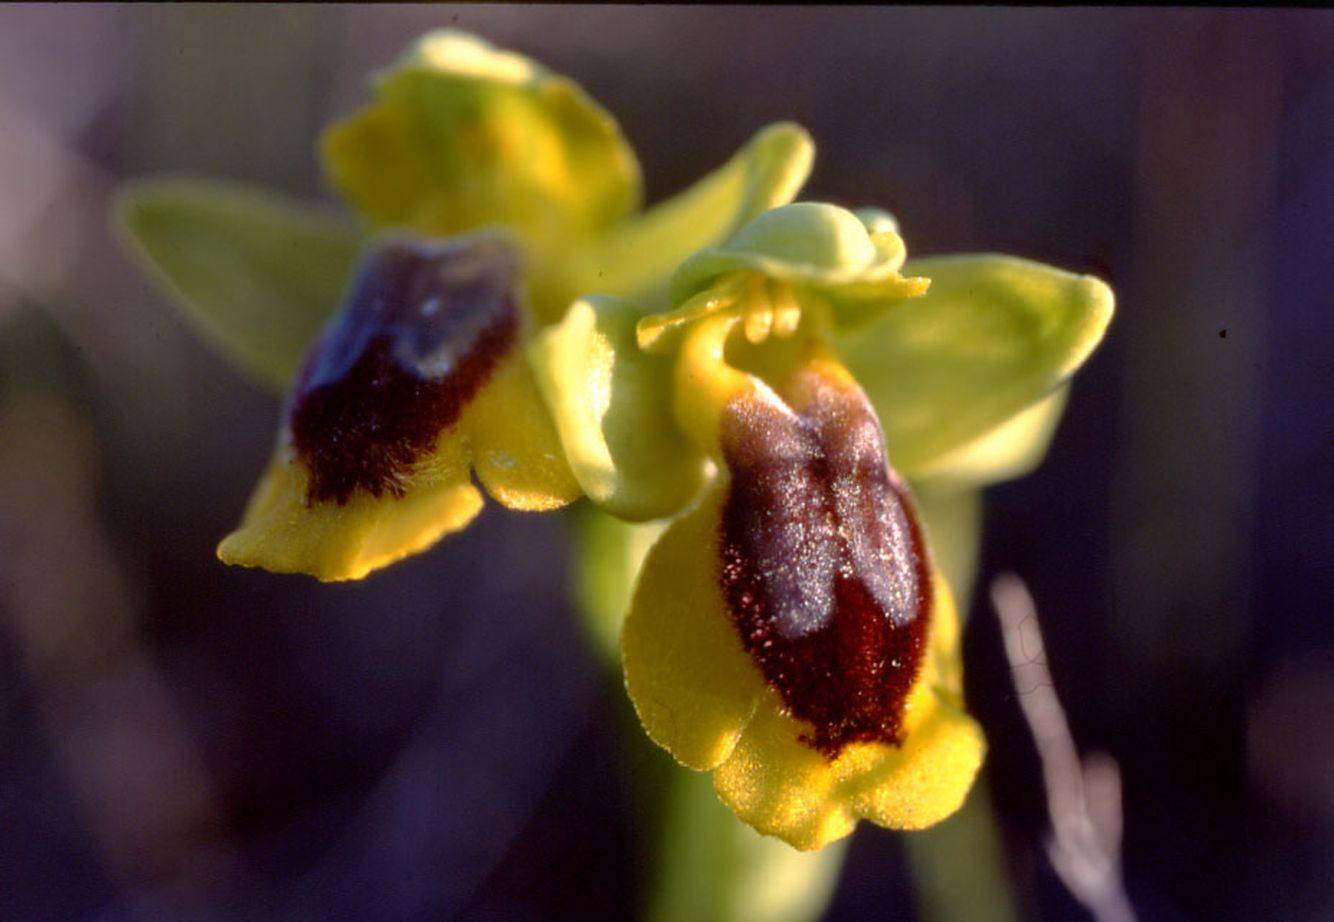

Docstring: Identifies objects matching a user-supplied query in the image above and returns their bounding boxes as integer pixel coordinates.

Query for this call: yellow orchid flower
[115,30,814,581]
[113,27,1115,860]
[597,203,1112,849]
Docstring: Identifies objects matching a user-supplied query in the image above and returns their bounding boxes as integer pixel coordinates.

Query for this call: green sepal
[114,178,362,392]
[838,254,1113,483]
[573,122,815,306]
[321,30,642,248]
[911,388,1069,493]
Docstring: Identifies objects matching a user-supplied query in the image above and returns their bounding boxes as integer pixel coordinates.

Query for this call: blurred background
[1,6,1331,920]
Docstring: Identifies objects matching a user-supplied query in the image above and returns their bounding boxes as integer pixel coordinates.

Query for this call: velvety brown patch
[719,369,931,759]
[289,237,520,505]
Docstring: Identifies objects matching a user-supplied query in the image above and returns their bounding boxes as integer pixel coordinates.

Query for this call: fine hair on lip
[718,369,930,759]
[288,237,521,506]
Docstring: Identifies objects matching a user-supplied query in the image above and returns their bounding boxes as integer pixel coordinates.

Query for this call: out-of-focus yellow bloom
[117,31,814,580]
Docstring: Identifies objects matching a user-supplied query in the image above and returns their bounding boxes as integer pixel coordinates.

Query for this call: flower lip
[289,236,521,505]
[718,367,931,759]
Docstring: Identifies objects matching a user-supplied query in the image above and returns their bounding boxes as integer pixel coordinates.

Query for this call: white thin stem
[990,573,1137,922]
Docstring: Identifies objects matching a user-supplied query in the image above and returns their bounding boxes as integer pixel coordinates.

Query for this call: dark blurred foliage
[1,7,1331,921]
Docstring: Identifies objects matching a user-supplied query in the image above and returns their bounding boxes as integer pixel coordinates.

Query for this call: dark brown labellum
[719,368,931,759]
[289,237,520,505]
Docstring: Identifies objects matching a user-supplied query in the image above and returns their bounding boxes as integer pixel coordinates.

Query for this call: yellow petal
[458,353,582,511]
[529,296,706,521]
[219,356,574,583]
[844,691,985,834]
[217,434,483,582]
[921,570,968,701]
[710,704,858,850]
[713,692,984,851]
[621,483,767,770]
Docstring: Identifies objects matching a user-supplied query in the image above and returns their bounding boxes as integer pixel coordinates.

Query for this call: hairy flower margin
[115,31,1113,851]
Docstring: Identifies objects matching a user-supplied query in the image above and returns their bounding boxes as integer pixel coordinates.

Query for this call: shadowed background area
[1,6,1331,920]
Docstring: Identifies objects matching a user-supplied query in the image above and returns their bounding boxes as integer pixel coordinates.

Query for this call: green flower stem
[905,787,1017,922]
[606,672,848,922]
[646,758,848,922]
[907,489,1018,922]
